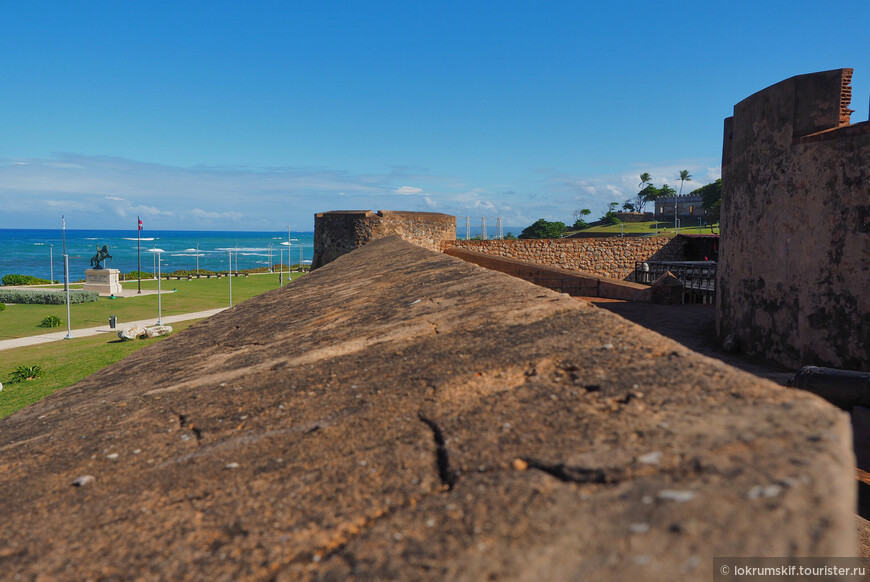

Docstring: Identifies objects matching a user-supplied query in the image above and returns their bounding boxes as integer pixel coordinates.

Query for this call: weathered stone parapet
[312,209,456,269]
[718,68,870,370]
[445,236,686,280]
[0,237,855,580]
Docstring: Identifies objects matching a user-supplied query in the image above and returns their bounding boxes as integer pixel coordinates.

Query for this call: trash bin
[109,315,117,329]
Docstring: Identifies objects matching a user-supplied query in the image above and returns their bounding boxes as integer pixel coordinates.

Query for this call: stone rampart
[444,246,651,301]
[312,209,456,269]
[445,236,686,281]
[0,237,855,579]
[718,68,870,370]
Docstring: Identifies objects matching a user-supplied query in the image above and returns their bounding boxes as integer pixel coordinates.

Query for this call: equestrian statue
[90,245,113,269]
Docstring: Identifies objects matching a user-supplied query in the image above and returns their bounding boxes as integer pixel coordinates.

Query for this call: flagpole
[62,215,72,339]
[137,216,142,294]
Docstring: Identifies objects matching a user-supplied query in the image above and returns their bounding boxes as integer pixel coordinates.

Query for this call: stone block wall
[615,211,654,223]
[718,68,870,370]
[444,236,686,281]
[445,246,651,301]
[312,210,456,269]
[653,194,707,223]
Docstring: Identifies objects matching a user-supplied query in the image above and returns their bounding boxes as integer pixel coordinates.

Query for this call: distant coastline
[0,229,314,283]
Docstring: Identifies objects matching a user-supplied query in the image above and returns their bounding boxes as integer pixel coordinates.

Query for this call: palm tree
[675,170,692,231]
[639,172,652,189]
[677,170,692,196]
[636,172,653,212]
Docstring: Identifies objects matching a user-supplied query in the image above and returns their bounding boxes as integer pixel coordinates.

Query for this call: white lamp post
[49,243,53,283]
[228,250,233,306]
[148,248,165,324]
[62,215,72,339]
[281,241,290,281]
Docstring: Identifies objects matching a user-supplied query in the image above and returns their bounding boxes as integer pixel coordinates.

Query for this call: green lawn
[0,272,302,340]
[567,220,719,236]
[0,319,201,419]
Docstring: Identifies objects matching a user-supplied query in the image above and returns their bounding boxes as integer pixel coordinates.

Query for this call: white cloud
[135,205,175,217]
[395,186,423,195]
[189,208,243,220]
[0,153,722,231]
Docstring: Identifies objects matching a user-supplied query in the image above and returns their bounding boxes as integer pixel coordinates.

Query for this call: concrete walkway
[0,308,227,352]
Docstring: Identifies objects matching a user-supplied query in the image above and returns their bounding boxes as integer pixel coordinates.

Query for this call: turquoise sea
[0,229,314,283]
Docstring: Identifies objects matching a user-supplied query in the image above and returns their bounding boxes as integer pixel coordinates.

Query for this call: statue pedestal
[83,268,123,297]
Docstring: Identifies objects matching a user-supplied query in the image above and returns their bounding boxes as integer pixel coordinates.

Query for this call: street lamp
[228,250,233,307]
[281,241,290,281]
[148,248,165,325]
[62,215,72,339]
[49,243,53,283]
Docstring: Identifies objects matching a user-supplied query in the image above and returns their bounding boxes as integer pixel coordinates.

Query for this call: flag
[138,217,143,231]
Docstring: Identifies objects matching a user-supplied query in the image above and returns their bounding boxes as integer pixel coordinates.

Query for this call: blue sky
[2,0,868,231]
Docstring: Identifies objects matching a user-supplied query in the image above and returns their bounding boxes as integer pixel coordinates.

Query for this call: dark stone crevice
[417,413,457,491]
[176,413,203,444]
[522,457,703,486]
[523,459,626,484]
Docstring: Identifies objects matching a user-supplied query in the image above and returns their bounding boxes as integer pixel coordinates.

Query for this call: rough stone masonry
[0,237,856,580]
[718,68,870,371]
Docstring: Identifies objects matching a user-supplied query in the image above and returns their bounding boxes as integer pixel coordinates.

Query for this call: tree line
[517,172,722,239]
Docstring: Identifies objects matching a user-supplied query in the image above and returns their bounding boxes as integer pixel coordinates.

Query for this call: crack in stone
[176,413,203,444]
[523,456,702,486]
[524,459,625,484]
[417,413,457,491]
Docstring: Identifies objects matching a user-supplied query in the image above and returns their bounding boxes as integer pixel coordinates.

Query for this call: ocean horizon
[0,229,315,283]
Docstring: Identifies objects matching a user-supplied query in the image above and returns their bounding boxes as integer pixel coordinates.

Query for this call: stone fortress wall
[653,193,706,222]
[445,236,686,281]
[718,68,870,371]
[311,210,457,269]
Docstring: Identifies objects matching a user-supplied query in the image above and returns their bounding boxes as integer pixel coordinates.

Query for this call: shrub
[0,289,98,305]
[9,365,44,383]
[39,315,63,328]
[2,274,52,286]
[122,271,154,281]
[600,202,623,225]
[0,303,5,311]
[166,269,219,277]
[518,219,566,239]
